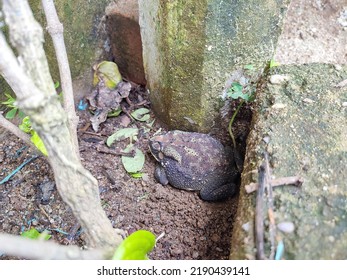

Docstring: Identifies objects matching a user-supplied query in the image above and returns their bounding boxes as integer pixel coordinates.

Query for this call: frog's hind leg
[199,183,236,201]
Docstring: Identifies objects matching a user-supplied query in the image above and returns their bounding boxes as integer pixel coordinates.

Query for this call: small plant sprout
[269,59,280,68]
[19,116,48,156]
[1,92,25,119]
[1,82,62,155]
[227,81,255,149]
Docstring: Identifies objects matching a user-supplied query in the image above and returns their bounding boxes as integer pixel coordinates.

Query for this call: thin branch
[41,0,79,159]
[0,32,44,104]
[2,0,56,97]
[0,233,108,260]
[255,163,266,260]
[245,176,304,193]
[264,153,276,260]
[0,113,32,147]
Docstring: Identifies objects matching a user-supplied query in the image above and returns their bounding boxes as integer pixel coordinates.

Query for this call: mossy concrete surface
[139,0,289,132]
[29,0,112,99]
[1,1,114,103]
[230,64,347,259]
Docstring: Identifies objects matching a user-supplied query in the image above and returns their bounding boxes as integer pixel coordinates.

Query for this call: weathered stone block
[139,0,290,132]
[230,64,347,259]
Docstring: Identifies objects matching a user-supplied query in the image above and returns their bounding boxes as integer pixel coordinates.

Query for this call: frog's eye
[151,141,161,151]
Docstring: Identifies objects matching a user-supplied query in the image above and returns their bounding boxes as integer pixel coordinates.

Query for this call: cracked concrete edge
[230,63,347,260]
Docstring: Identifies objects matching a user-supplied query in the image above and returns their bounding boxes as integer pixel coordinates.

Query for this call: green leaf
[112,230,156,260]
[1,93,16,107]
[30,131,48,156]
[107,109,122,117]
[54,81,60,89]
[18,116,32,133]
[227,90,244,100]
[18,110,26,120]
[21,228,51,240]
[94,61,122,89]
[231,82,243,92]
[269,59,280,68]
[122,144,145,173]
[130,172,143,178]
[131,108,150,122]
[106,128,139,147]
[5,108,17,119]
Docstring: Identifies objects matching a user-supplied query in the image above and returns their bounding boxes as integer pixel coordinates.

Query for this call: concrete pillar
[139,0,290,132]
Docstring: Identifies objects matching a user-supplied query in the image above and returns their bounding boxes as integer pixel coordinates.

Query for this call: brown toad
[149,130,238,201]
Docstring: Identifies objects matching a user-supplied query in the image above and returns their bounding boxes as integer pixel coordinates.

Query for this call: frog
[149,130,238,201]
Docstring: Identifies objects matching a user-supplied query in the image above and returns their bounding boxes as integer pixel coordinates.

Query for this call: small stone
[328,236,335,242]
[263,136,270,144]
[277,221,295,233]
[242,222,250,232]
[342,102,347,107]
[192,251,199,259]
[269,74,290,84]
[271,103,287,109]
[303,98,315,104]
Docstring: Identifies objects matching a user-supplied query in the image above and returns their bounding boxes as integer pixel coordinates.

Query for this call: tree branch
[1,0,123,251]
[41,0,80,159]
[0,113,32,147]
[0,233,109,260]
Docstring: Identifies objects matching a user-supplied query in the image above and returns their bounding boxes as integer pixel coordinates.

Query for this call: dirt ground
[0,0,346,260]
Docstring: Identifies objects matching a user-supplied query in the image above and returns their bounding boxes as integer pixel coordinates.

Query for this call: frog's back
[160,131,236,190]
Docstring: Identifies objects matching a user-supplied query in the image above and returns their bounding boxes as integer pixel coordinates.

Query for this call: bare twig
[0,113,32,148]
[245,176,304,193]
[0,233,108,260]
[255,163,266,260]
[39,205,51,221]
[97,145,135,157]
[41,0,80,159]
[264,153,276,260]
[80,131,104,138]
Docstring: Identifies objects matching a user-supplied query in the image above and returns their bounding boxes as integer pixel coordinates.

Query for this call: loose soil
[0,0,346,259]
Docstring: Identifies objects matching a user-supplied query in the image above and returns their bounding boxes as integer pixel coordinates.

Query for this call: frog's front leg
[200,183,236,201]
[154,164,169,185]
